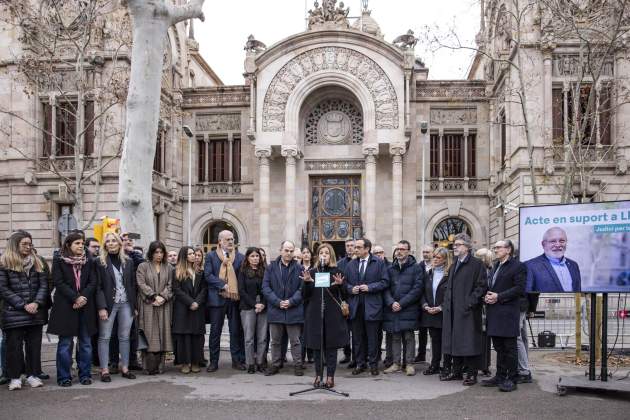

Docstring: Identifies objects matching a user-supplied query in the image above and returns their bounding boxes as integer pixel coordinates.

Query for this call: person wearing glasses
[0,231,49,390]
[525,227,581,292]
[482,239,526,392]
[441,233,487,386]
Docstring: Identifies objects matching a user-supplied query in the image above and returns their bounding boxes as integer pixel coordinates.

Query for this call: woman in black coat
[0,230,49,391]
[301,243,348,389]
[48,232,98,386]
[419,247,449,376]
[95,232,137,382]
[172,246,207,373]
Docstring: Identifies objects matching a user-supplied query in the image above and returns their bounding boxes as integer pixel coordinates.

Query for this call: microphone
[320,256,325,269]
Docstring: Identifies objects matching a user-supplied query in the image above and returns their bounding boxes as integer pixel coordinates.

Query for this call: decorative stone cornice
[362,144,379,157]
[389,143,406,156]
[254,146,272,162]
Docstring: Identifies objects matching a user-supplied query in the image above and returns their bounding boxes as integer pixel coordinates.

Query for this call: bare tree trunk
[118,0,204,248]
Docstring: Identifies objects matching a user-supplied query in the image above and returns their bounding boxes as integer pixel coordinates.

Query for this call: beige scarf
[217,248,239,301]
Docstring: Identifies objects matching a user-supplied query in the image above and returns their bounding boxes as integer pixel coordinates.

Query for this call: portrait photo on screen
[519,201,630,293]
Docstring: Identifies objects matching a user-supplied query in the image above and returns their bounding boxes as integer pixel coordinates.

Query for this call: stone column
[255,146,272,252]
[543,52,553,144]
[390,143,406,245]
[363,145,378,240]
[281,146,299,243]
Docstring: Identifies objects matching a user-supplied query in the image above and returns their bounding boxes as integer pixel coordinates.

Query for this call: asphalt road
[1,351,629,420]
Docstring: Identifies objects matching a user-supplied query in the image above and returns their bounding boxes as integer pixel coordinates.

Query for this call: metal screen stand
[557,293,630,396]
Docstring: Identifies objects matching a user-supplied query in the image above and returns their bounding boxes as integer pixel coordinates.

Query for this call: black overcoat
[442,255,488,357]
[486,258,527,337]
[172,271,208,335]
[47,258,98,337]
[419,267,448,329]
[302,266,349,350]
[95,254,137,313]
[0,265,48,329]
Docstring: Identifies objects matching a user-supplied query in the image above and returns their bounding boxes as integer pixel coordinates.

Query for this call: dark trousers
[343,320,352,358]
[109,318,139,366]
[417,327,428,360]
[314,348,338,377]
[208,301,245,364]
[452,355,480,377]
[491,336,518,380]
[351,305,380,368]
[5,325,43,379]
[428,327,442,369]
[0,330,6,377]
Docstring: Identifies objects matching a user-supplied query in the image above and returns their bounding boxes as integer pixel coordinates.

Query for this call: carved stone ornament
[553,54,613,77]
[430,108,477,125]
[262,47,399,132]
[417,85,486,98]
[195,113,241,132]
[392,30,418,50]
[304,159,365,170]
[305,98,363,145]
[244,35,266,53]
[307,0,349,29]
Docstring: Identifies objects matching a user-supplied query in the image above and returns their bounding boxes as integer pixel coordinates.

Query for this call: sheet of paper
[315,272,331,288]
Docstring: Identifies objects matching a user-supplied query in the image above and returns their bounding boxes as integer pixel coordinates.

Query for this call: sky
[195,0,481,85]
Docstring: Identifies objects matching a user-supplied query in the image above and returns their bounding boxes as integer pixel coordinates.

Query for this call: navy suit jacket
[525,254,581,293]
[204,249,245,307]
[343,254,389,321]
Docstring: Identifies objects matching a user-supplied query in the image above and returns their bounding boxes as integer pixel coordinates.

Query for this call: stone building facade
[1,1,629,259]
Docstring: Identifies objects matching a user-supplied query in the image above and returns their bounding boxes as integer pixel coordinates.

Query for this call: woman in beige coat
[136,240,173,374]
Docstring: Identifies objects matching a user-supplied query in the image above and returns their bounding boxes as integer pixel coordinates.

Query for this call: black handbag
[538,330,556,348]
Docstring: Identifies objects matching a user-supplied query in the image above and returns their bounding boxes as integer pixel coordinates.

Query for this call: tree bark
[118,0,204,247]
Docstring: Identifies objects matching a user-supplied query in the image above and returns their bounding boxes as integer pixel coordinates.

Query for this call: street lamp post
[183,125,194,246]
[419,121,428,247]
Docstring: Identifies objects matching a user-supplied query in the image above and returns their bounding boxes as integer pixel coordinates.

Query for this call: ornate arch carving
[262,46,399,132]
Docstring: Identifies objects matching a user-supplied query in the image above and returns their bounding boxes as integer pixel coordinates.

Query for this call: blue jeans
[57,314,92,382]
[98,302,133,369]
[208,301,245,365]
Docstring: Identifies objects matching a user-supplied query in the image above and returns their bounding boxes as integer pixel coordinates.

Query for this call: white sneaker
[384,363,401,374]
[26,376,43,388]
[8,379,22,390]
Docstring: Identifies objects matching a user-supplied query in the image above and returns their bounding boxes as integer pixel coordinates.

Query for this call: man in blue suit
[526,227,581,293]
[204,230,246,372]
[343,238,389,376]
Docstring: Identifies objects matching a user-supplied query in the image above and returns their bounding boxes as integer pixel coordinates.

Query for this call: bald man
[525,227,581,292]
[204,230,246,372]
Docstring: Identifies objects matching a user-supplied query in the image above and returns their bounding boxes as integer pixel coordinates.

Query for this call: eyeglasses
[493,245,507,250]
[544,239,567,245]
[453,242,466,247]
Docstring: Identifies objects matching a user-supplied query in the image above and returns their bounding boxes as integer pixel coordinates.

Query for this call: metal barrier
[529,293,630,350]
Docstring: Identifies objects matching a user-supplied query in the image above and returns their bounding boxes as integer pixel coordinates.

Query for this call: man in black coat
[482,239,526,392]
[343,238,389,376]
[442,233,487,385]
[337,239,355,365]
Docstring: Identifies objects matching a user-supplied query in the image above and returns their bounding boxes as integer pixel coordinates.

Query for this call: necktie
[359,260,366,281]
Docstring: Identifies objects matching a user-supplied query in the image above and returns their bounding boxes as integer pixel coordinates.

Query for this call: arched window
[432,217,471,248]
[202,220,239,253]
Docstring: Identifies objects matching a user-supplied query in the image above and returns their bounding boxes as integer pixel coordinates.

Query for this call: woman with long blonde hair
[172,246,207,373]
[0,230,48,390]
[95,232,137,382]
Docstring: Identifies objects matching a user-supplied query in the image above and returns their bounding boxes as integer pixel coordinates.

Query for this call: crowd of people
[0,228,535,393]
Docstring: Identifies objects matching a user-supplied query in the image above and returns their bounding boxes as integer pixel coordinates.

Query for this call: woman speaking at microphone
[301,243,348,389]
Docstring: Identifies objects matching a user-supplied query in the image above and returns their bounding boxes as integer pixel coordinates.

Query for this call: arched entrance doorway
[201,220,240,253]
[432,217,472,249]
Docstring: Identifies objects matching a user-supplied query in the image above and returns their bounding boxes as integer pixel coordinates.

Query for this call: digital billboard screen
[519,201,630,293]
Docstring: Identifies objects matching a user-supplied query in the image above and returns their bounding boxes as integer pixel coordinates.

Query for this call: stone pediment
[262,46,399,132]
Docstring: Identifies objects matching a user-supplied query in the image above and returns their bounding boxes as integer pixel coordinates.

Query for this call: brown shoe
[313,376,321,387]
[325,377,335,389]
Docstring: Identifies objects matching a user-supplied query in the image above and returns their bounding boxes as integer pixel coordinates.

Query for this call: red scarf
[62,255,86,291]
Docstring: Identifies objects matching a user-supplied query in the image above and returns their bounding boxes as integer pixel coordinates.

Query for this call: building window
[197,136,206,182]
[197,135,241,183]
[153,123,165,173]
[432,217,471,248]
[552,84,612,146]
[201,220,239,253]
[43,100,94,157]
[499,111,507,168]
[429,132,476,178]
[232,136,241,182]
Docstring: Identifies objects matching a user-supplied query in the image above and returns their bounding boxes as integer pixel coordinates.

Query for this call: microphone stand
[290,260,349,397]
